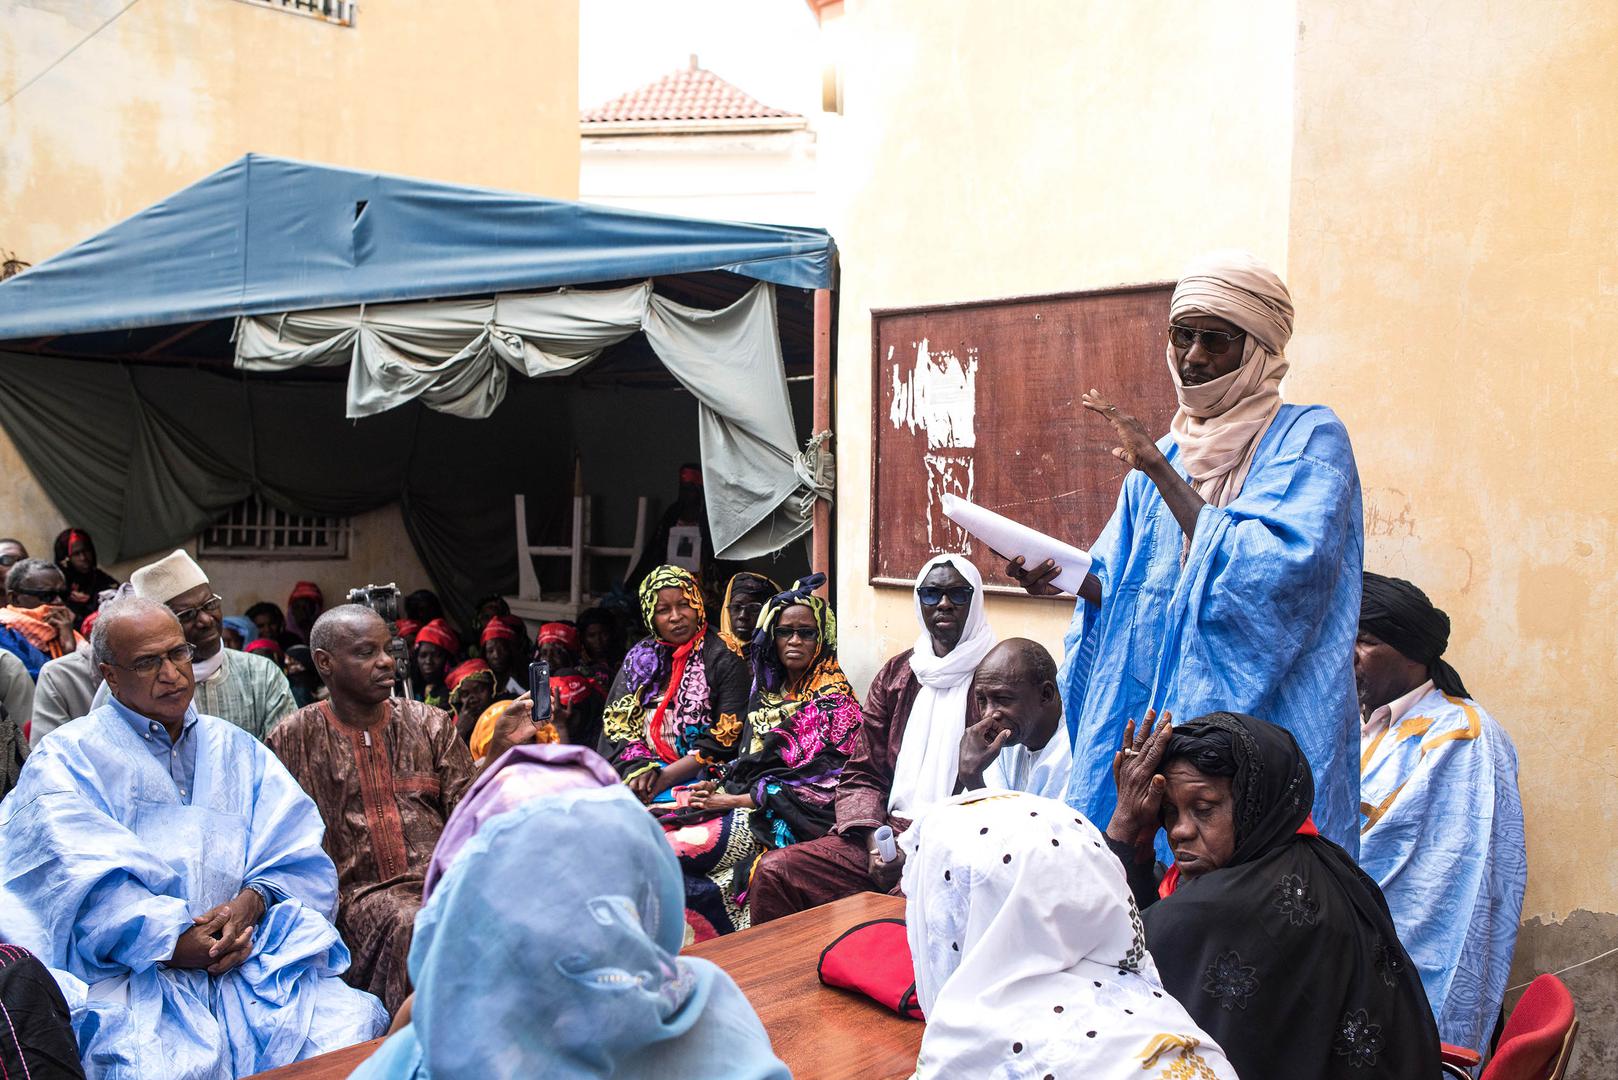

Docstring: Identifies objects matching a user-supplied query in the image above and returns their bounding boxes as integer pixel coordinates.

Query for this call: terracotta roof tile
[582,64,798,124]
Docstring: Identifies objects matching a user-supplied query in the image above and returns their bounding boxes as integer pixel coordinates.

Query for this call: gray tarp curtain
[0,351,575,628]
[234,281,823,559]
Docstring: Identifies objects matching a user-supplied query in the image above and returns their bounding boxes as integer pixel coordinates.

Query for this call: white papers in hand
[940,493,1093,594]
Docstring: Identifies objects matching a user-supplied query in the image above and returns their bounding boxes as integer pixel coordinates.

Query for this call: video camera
[346,583,402,624]
[345,582,413,699]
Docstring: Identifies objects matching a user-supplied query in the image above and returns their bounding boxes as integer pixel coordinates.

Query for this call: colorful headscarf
[537,621,580,654]
[414,618,461,657]
[716,574,862,849]
[718,572,781,655]
[603,566,716,775]
[469,698,561,761]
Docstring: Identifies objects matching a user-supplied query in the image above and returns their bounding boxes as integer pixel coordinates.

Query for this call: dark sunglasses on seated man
[916,584,974,607]
[1168,323,1246,355]
[13,586,65,602]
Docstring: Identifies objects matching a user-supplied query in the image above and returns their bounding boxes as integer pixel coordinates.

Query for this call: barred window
[233,0,357,27]
[199,497,352,559]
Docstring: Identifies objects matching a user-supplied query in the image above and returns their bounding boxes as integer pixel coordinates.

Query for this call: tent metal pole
[812,288,833,597]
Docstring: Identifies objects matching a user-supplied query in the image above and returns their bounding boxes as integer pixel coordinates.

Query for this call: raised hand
[1106,709,1174,848]
[1082,389,1163,473]
[956,716,1011,791]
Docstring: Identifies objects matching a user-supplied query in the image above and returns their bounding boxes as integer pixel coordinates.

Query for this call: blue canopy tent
[0,155,838,625]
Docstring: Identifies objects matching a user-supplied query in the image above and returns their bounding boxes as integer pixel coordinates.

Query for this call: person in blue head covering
[352,765,789,1080]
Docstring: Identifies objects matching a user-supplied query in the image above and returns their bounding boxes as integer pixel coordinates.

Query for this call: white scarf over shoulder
[887,554,994,817]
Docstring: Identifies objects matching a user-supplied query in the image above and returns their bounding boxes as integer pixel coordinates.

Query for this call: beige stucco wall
[823,0,1297,690]
[0,0,578,592]
[1287,1,1618,1069]
[829,0,1616,1069]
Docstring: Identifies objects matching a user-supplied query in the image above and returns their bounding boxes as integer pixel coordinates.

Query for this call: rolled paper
[941,493,1093,594]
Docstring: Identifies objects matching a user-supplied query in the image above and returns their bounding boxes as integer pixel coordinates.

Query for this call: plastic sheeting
[0,155,835,340]
[234,282,819,559]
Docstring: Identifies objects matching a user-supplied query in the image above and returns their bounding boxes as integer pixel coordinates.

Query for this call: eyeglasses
[917,585,974,607]
[729,602,765,616]
[13,586,64,602]
[115,643,197,677]
[0,554,21,567]
[172,594,223,626]
[1168,323,1246,356]
[773,625,820,642]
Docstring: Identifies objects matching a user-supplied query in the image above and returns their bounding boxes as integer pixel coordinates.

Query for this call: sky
[579,0,824,117]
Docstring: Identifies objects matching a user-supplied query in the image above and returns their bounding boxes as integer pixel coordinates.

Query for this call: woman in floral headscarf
[655,574,863,942]
[600,565,751,805]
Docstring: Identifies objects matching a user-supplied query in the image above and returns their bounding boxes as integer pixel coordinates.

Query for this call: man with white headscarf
[1011,250,1364,855]
[748,554,1027,923]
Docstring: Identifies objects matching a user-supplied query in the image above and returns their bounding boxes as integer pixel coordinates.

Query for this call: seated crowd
[0,537,1525,1078]
[0,251,1526,1078]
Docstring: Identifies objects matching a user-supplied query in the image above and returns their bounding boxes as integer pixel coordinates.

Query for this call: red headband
[537,622,580,653]
[551,674,593,708]
[414,619,461,657]
[394,618,421,638]
[246,638,282,657]
[679,465,702,486]
[480,617,521,645]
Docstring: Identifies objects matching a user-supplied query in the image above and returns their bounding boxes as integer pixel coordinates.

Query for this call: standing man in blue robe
[1011,250,1364,853]
[1356,572,1526,1053]
[0,597,387,1078]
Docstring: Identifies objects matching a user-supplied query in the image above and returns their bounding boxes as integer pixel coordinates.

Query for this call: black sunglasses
[773,625,820,642]
[14,587,64,602]
[917,585,974,607]
[1169,323,1246,356]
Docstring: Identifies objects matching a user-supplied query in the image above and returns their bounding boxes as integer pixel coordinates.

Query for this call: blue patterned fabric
[1359,689,1527,1051]
[351,786,788,1080]
[0,702,387,1078]
[1060,404,1364,856]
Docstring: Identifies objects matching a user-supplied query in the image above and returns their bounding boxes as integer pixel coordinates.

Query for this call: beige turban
[1165,250,1294,508]
[131,549,208,603]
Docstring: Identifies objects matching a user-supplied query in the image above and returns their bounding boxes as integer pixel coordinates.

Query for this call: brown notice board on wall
[870,283,1179,593]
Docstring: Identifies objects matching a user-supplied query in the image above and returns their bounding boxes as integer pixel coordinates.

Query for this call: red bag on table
[816,917,924,1020]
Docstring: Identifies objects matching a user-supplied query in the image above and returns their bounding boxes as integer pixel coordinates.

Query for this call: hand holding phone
[527,660,552,721]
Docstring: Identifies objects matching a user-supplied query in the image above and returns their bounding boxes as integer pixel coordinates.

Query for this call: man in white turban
[1011,250,1364,855]
[88,550,295,741]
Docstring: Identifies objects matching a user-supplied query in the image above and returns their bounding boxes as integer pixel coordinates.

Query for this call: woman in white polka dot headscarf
[900,791,1236,1080]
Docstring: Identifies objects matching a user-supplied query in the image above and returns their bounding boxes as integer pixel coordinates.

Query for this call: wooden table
[688,892,921,1080]
[250,892,920,1079]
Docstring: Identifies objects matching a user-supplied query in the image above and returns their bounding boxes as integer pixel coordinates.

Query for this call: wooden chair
[1440,974,1579,1080]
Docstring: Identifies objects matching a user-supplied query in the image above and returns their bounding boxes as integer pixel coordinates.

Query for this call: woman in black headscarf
[52,528,118,629]
[1105,710,1439,1079]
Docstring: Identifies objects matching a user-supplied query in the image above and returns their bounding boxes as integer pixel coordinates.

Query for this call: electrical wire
[0,0,144,110]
